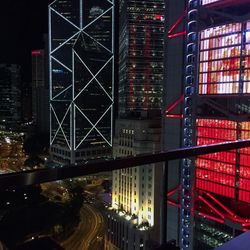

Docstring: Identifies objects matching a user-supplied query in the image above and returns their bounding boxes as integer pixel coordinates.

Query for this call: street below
[61,203,105,250]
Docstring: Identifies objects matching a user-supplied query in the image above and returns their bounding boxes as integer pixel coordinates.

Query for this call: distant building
[49,0,114,165]
[31,49,49,133]
[0,64,22,129]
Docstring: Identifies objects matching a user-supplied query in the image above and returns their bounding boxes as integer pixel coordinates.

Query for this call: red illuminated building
[192,2,250,249]
[165,0,250,249]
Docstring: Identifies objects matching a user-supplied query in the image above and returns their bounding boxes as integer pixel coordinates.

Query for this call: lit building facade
[109,118,162,250]
[162,0,250,249]
[179,1,250,250]
[118,0,164,117]
[49,0,114,164]
[193,18,250,250]
[108,0,165,249]
[0,64,21,129]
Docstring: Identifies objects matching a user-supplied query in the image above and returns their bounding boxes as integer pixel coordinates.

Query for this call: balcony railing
[1,140,250,190]
[0,139,250,250]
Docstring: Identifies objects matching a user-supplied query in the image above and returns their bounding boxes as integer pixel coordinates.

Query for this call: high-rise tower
[179,1,250,249]
[162,1,250,249]
[108,1,165,249]
[118,0,164,118]
[49,0,114,165]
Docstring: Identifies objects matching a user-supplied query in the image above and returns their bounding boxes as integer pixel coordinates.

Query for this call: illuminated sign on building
[32,51,41,55]
[198,21,250,95]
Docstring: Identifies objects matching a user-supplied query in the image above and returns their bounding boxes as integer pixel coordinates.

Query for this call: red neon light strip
[168,31,187,38]
[198,212,224,224]
[32,51,41,55]
[165,95,184,113]
[168,10,186,35]
[205,192,235,217]
[242,222,250,227]
[167,185,180,197]
[203,192,250,224]
[167,200,181,208]
[198,195,225,219]
[166,114,183,119]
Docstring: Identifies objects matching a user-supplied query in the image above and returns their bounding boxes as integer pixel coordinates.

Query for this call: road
[61,203,105,250]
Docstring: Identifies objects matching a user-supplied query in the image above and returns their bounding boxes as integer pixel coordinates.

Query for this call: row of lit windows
[197,158,235,175]
[200,46,241,62]
[199,71,240,83]
[197,119,236,128]
[198,83,242,95]
[200,34,241,51]
[196,169,235,186]
[200,23,241,40]
[198,152,236,164]
[196,179,234,198]
[197,126,236,140]
[199,59,240,73]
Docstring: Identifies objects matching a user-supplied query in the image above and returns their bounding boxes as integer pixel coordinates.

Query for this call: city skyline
[0,0,250,250]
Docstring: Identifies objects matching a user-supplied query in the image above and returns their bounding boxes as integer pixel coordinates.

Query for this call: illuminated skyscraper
[118,0,164,117]
[193,18,250,250]
[162,1,250,249]
[49,0,114,164]
[108,0,165,249]
[178,1,250,250]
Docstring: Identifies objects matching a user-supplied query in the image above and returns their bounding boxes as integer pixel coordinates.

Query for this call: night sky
[0,0,51,82]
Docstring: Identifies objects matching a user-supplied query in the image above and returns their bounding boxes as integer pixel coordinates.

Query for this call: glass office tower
[118,0,164,117]
[49,0,114,164]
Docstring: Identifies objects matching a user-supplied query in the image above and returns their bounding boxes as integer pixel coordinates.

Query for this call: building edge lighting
[180,0,200,249]
[49,0,114,165]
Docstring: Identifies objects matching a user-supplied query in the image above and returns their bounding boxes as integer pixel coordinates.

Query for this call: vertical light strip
[49,6,53,145]
[70,103,72,151]
[73,103,76,151]
[111,0,114,146]
[181,1,199,250]
[72,41,75,152]
[49,7,52,101]
[80,0,83,29]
